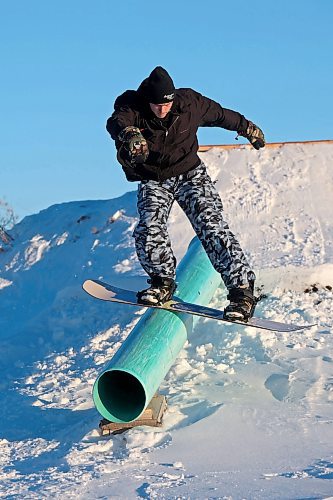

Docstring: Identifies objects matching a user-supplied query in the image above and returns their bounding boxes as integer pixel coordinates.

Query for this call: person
[106,66,265,321]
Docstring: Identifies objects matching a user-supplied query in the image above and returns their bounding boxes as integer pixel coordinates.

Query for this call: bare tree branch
[0,199,17,247]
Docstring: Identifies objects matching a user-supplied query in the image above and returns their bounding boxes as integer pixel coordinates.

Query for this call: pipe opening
[97,370,146,422]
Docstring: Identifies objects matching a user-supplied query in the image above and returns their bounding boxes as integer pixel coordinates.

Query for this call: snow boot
[224,282,256,321]
[137,276,177,305]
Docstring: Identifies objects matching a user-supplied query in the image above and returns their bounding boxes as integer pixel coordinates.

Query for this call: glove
[239,121,265,150]
[118,126,149,164]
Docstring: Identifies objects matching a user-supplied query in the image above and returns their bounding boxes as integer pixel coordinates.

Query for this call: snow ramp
[0,141,333,498]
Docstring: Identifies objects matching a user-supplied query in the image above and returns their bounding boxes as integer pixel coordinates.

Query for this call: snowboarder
[106,66,265,320]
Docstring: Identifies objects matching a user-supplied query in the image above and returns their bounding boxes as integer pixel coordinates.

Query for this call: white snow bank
[0,142,333,498]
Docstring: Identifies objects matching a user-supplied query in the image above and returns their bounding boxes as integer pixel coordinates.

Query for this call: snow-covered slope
[1,142,333,498]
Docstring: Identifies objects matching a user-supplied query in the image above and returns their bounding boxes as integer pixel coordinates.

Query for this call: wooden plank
[198,139,333,152]
[99,394,168,436]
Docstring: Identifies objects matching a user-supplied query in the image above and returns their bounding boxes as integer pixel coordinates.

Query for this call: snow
[1,142,333,498]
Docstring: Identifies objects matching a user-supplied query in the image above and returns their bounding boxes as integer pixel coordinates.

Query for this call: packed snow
[1,142,333,499]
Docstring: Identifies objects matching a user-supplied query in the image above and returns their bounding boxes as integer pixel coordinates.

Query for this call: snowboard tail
[82,279,313,333]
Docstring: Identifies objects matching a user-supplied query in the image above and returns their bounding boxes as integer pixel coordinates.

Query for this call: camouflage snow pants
[133,162,256,290]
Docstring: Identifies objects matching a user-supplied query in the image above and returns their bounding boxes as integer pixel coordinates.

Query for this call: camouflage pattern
[118,126,149,164]
[133,162,256,290]
[239,121,265,150]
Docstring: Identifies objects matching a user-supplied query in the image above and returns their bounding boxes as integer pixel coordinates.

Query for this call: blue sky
[1,0,332,220]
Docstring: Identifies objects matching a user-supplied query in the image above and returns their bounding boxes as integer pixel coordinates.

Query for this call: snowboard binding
[223,285,257,322]
[137,276,177,306]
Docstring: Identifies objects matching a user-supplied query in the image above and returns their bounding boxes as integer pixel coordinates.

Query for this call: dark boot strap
[227,287,254,301]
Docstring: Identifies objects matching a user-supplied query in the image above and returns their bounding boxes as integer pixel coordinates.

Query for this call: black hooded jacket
[106,67,250,181]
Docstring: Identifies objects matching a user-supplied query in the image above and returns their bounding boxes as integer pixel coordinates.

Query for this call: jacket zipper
[156,115,180,181]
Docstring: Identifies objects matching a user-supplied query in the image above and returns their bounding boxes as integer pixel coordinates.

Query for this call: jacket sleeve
[106,90,139,143]
[106,91,145,182]
[106,106,137,143]
[191,89,249,134]
[116,150,145,182]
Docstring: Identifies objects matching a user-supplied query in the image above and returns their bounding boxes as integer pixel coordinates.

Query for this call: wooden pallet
[99,394,167,435]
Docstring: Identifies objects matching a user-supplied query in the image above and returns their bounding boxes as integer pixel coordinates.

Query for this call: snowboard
[82,279,313,333]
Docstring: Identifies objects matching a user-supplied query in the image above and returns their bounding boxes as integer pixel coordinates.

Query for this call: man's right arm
[106,90,139,139]
[106,106,137,143]
[106,93,149,180]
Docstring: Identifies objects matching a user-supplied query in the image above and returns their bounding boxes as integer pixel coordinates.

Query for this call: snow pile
[0,142,333,498]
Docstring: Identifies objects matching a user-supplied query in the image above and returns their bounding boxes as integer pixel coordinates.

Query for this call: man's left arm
[195,91,265,150]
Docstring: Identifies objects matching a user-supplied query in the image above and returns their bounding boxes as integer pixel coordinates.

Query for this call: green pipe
[93,237,222,423]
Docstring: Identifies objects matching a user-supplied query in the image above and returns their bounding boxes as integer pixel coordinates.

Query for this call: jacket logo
[164,93,175,101]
